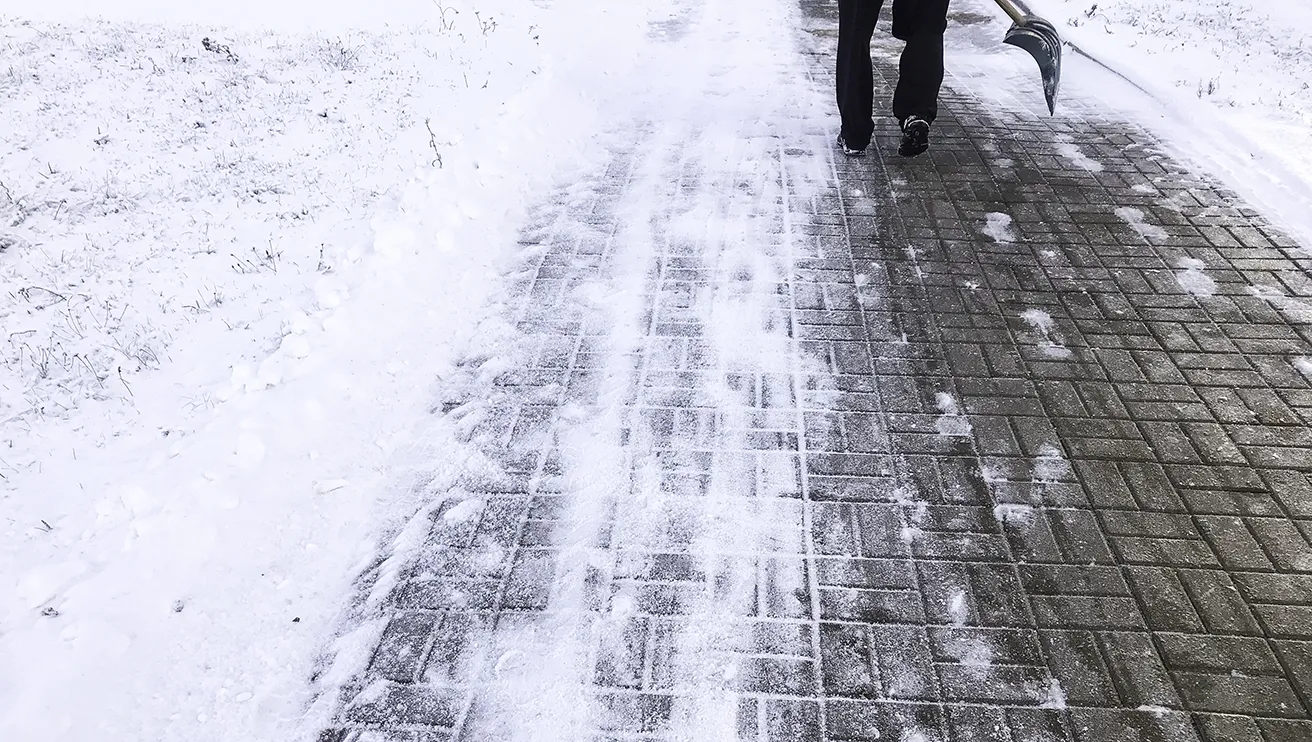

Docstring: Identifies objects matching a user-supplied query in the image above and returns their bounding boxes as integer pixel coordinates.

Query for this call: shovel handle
[992,0,1028,24]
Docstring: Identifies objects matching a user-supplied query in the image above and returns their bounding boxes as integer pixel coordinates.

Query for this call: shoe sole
[897,129,928,158]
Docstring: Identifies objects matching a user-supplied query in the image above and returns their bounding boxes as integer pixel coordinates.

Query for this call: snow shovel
[992,0,1063,114]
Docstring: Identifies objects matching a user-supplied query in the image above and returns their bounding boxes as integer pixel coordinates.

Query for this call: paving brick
[828,700,944,742]
[1068,708,1202,742]
[370,612,440,684]
[1099,632,1183,707]
[342,682,461,728]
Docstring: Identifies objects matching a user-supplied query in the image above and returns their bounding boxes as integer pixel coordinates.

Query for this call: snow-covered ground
[0,1,669,740]
[6,0,1312,740]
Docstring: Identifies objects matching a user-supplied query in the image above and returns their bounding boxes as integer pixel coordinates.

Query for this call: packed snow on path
[0,1,669,741]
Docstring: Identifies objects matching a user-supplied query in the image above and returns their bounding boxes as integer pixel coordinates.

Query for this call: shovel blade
[1004,16,1062,114]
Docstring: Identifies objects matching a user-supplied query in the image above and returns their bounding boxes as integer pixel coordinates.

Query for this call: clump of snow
[1033,443,1070,483]
[1055,136,1104,172]
[1019,308,1072,359]
[1115,207,1170,241]
[982,212,1017,243]
[1294,357,1312,377]
[994,503,1036,526]
[959,641,993,668]
[1041,678,1069,709]
[1175,257,1218,297]
[947,590,969,626]
[934,392,973,436]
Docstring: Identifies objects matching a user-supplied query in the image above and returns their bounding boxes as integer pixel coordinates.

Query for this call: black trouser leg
[836,0,883,150]
[890,0,949,125]
[892,30,945,124]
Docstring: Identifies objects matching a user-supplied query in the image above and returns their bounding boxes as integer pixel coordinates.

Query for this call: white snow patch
[1015,0,1312,250]
[960,641,993,668]
[994,503,1036,526]
[1055,137,1104,172]
[1019,309,1073,359]
[934,392,973,436]
[441,498,486,525]
[1294,357,1312,377]
[1041,678,1069,709]
[1176,257,1218,297]
[982,212,1017,243]
[1033,443,1070,483]
[1138,705,1173,719]
[947,590,969,626]
[1115,207,1170,241]
[1251,285,1312,323]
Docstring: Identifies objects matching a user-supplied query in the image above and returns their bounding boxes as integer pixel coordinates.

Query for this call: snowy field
[0,1,666,740]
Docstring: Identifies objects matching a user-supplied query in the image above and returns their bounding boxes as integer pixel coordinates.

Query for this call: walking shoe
[836,134,866,157]
[898,116,930,157]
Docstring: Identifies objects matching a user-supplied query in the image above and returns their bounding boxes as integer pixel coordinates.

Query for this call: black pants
[837,0,950,150]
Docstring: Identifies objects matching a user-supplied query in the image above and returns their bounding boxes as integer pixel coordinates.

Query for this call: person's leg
[836,0,884,151]
[893,30,944,124]
[890,0,949,125]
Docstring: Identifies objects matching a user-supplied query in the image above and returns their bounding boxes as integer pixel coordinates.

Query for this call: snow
[1138,705,1173,719]
[6,0,1309,738]
[1055,136,1104,172]
[994,503,1036,526]
[0,0,668,740]
[1019,308,1073,359]
[934,392,973,436]
[1114,207,1169,241]
[1041,678,1069,710]
[1033,442,1070,484]
[1250,285,1312,323]
[981,212,1017,243]
[947,590,969,625]
[1028,0,1312,199]
[1175,257,1219,297]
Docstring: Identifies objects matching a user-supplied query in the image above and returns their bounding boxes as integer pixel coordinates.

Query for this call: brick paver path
[319,2,1312,741]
